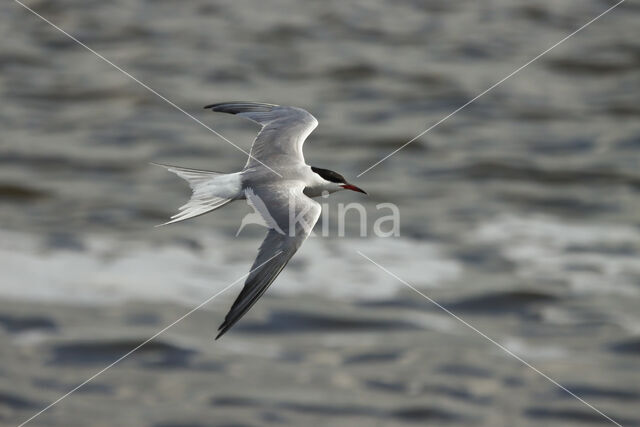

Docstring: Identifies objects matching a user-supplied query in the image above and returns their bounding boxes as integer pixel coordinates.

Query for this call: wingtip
[215,324,228,340]
[203,102,279,114]
[203,102,235,114]
[204,102,234,111]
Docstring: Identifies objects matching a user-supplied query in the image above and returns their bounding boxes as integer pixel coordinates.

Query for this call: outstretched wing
[204,102,318,168]
[216,182,321,339]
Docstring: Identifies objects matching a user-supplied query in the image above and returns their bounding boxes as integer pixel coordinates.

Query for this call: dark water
[1,0,639,425]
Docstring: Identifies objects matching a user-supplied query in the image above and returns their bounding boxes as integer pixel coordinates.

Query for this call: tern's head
[311,166,367,195]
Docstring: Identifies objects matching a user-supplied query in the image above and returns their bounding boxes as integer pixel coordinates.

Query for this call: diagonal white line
[17,250,284,427]
[357,251,623,427]
[357,0,625,177]
[13,0,282,178]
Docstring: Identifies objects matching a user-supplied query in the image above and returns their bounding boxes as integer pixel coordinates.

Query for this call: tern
[155,102,366,339]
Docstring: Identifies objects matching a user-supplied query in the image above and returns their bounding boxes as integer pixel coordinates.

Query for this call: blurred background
[1,0,639,425]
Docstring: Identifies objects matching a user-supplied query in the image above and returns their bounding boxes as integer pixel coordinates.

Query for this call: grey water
[1,0,639,425]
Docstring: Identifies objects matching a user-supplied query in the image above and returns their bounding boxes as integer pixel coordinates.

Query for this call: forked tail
[152,163,240,226]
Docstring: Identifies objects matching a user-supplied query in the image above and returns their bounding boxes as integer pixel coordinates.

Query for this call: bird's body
[155,102,365,339]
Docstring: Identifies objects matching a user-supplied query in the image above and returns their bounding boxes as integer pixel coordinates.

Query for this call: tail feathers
[152,163,234,226]
[151,163,224,187]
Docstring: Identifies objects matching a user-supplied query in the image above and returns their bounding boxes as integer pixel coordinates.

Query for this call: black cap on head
[311,166,346,184]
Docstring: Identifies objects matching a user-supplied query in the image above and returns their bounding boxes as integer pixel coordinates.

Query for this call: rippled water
[1,0,639,425]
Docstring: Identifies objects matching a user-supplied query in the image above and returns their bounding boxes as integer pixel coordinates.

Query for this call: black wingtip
[215,325,228,340]
[203,102,278,114]
[203,102,243,115]
[204,102,231,110]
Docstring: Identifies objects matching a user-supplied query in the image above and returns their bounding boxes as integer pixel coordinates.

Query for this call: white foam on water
[473,214,640,296]
[502,337,569,361]
[0,229,461,306]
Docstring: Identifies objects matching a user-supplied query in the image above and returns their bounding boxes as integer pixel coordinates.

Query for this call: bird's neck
[304,179,340,198]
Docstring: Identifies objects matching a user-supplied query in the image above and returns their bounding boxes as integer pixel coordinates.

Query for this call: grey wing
[215,183,321,339]
[204,102,318,168]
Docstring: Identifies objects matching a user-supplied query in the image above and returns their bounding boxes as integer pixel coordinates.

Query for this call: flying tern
[155,102,366,339]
